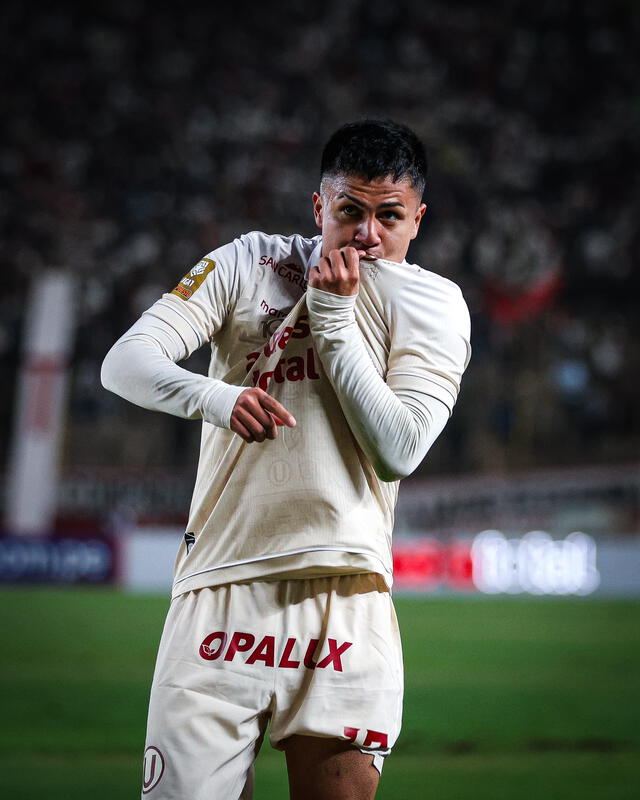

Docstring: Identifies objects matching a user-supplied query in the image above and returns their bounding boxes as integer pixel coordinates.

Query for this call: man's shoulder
[368,258,466,309]
[406,260,465,299]
[237,231,320,264]
[378,259,470,338]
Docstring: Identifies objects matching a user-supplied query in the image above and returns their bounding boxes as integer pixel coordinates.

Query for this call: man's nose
[354,216,382,246]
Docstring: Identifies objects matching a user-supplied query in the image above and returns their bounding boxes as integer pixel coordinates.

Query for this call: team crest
[142,745,165,793]
[171,258,216,300]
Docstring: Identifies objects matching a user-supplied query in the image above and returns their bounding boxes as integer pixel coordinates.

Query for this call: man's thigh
[140,574,403,797]
[141,587,273,799]
[283,735,379,800]
[270,573,404,772]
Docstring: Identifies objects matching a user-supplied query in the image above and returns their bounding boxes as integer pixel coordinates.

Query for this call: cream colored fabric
[101,232,470,595]
[142,574,402,799]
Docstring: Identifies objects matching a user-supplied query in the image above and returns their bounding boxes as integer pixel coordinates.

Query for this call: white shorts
[141,573,404,799]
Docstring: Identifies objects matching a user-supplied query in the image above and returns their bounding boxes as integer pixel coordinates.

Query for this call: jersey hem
[171,549,393,598]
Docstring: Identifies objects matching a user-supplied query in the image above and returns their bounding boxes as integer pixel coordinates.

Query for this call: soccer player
[102,119,470,799]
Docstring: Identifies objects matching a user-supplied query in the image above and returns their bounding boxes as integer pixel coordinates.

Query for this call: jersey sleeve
[306,277,471,482]
[101,236,253,428]
[387,276,471,414]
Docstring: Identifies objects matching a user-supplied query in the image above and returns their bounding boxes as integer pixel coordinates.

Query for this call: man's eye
[341,205,359,216]
[380,211,399,221]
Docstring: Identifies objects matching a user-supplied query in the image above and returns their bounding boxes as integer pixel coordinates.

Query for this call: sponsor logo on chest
[260,255,307,290]
[246,313,320,390]
[199,630,353,671]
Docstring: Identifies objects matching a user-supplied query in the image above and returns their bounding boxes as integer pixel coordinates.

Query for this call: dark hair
[320,119,428,197]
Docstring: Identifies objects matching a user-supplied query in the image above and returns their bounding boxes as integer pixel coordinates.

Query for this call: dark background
[1,0,638,480]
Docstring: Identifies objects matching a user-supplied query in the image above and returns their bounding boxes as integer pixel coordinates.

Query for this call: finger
[259,395,296,427]
[328,249,348,279]
[262,411,278,439]
[309,264,322,288]
[319,255,334,280]
[342,246,362,273]
[230,417,255,443]
[308,259,330,288]
[235,392,283,440]
[335,248,360,284]
[237,392,279,429]
[244,398,282,440]
[234,406,270,442]
[232,390,279,441]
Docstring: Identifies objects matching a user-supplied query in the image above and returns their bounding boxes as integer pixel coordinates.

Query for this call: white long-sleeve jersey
[101,231,471,597]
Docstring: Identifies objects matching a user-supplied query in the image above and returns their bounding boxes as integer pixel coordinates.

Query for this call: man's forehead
[322,173,419,204]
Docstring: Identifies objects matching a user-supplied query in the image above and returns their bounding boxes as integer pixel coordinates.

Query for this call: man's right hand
[230,388,296,443]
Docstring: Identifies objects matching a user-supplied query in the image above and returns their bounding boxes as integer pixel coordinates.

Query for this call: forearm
[306,287,450,481]
[101,327,244,429]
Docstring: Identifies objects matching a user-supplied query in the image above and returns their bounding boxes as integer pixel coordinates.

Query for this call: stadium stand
[1,0,638,479]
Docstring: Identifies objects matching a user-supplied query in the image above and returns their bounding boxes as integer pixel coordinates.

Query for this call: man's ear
[411,203,427,239]
[312,192,323,229]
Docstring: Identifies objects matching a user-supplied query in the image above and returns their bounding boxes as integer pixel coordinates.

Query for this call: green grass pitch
[1,588,638,798]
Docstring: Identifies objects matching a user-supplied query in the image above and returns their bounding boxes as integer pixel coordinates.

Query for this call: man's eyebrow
[336,192,406,209]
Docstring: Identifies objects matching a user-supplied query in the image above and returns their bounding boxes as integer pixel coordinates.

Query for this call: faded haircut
[320,119,428,198]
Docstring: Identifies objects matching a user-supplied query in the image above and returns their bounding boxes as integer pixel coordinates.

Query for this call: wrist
[307,286,358,310]
[201,381,246,428]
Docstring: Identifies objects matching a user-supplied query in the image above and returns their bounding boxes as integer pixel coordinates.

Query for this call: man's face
[313,174,426,263]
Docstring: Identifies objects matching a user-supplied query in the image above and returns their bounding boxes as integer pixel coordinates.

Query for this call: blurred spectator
[1,0,638,477]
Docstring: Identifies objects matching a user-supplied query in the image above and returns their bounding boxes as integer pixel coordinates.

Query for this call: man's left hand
[308,246,364,296]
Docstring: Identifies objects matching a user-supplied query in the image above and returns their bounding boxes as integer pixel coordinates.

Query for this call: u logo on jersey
[142,745,165,793]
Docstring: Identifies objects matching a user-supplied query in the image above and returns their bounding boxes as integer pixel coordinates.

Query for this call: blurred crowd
[1,0,638,477]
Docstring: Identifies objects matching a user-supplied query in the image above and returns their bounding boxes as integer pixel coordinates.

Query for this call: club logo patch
[171,258,216,300]
[142,745,165,793]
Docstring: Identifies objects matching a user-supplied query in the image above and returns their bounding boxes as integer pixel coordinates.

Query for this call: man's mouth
[351,246,380,260]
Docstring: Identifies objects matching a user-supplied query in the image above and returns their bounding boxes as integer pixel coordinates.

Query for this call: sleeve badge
[171,257,216,300]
